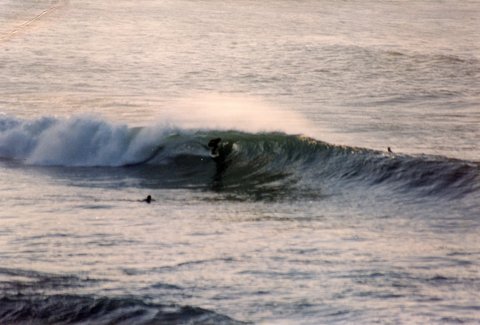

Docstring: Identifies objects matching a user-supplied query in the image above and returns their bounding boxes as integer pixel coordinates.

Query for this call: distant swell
[0,115,478,201]
[0,267,244,324]
[0,295,244,325]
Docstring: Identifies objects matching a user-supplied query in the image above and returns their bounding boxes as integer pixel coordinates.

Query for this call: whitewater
[1,0,479,324]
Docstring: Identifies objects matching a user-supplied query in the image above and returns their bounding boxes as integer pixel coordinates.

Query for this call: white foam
[0,115,169,167]
[26,116,131,166]
[0,116,57,161]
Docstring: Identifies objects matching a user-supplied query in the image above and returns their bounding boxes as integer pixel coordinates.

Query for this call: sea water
[0,0,479,324]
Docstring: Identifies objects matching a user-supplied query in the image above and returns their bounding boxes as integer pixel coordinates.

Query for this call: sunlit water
[0,1,479,324]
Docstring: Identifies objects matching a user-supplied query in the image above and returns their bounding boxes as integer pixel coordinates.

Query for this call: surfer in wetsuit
[207,137,232,188]
[388,147,393,153]
[208,138,223,162]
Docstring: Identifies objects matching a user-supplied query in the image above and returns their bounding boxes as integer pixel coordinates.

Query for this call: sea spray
[158,93,318,137]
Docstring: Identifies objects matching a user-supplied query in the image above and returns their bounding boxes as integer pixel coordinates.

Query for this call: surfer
[207,137,232,188]
[208,138,223,162]
[387,147,393,153]
[141,195,155,203]
[208,137,233,165]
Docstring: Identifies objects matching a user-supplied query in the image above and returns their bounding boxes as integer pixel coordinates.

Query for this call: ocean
[0,0,479,324]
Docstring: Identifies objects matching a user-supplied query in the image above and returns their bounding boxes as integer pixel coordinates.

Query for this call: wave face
[0,115,478,203]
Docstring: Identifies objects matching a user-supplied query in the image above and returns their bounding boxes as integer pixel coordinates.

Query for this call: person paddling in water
[141,195,155,203]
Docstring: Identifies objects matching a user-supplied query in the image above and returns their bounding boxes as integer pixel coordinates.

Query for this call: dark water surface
[1,0,479,323]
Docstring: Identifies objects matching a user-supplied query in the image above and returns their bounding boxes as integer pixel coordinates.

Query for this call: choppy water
[1,1,479,324]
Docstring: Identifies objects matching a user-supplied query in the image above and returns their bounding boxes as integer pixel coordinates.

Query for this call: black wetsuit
[208,138,232,187]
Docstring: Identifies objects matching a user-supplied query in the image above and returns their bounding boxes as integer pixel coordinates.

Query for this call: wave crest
[0,115,478,202]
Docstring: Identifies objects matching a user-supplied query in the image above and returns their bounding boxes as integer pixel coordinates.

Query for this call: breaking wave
[0,115,478,202]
